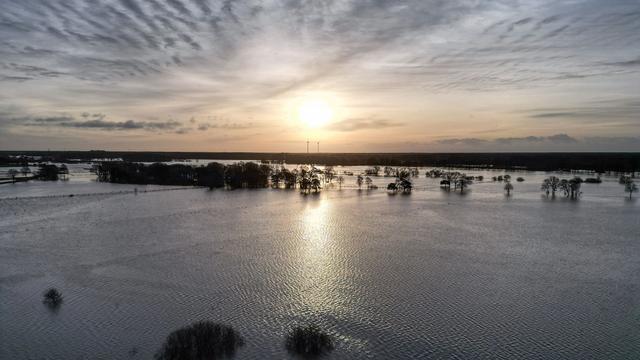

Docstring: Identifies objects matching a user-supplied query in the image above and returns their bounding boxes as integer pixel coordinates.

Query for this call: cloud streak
[328,118,403,132]
[0,0,638,151]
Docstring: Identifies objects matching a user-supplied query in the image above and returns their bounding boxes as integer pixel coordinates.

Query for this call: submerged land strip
[1,151,640,172]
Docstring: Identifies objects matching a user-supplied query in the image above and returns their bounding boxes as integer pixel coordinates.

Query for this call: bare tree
[365,176,373,189]
[7,169,18,183]
[504,181,513,196]
[455,174,472,193]
[560,177,582,199]
[625,178,638,199]
[541,176,560,197]
[311,175,321,193]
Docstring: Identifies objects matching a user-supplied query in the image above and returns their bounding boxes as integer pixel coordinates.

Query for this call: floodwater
[1,167,639,359]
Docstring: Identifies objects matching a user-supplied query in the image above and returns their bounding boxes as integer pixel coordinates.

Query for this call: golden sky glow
[0,1,639,151]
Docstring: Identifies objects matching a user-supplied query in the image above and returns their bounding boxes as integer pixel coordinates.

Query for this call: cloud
[328,118,403,132]
[546,134,577,143]
[58,119,182,130]
[197,122,255,131]
[430,133,634,151]
[8,111,258,135]
[436,138,489,146]
[0,1,639,150]
[14,113,183,132]
[530,112,580,118]
[32,116,75,123]
[524,98,640,121]
[437,134,577,146]
[603,57,640,67]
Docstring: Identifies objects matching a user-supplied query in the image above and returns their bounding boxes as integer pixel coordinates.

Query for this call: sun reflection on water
[296,199,338,313]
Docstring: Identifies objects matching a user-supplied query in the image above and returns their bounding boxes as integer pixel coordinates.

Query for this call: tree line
[96,162,419,194]
[4,151,640,173]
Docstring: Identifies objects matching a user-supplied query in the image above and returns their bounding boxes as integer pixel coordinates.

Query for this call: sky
[0,0,639,152]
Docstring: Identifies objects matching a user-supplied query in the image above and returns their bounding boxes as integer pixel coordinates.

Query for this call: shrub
[155,321,244,360]
[285,325,334,357]
[43,288,63,306]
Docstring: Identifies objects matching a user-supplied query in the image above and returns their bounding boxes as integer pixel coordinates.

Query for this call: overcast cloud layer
[0,0,639,151]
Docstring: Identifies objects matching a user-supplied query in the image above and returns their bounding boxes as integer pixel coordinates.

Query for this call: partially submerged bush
[42,288,63,306]
[155,321,244,360]
[286,325,334,357]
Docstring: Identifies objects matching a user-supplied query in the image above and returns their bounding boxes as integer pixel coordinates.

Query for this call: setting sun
[297,99,333,128]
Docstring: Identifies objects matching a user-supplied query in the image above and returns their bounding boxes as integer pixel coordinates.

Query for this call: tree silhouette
[387,182,398,193]
[285,325,333,357]
[399,179,412,193]
[337,176,344,189]
[155,321,244,360]
[37,164,60,181]
[624,178,638,199]
[356,175,364,189]
[365,176,373,189]
[311,175,321,193]
[559,177,582,199]
[324,166,335,184]
[282,168,297,189]
[298,167,311,193]
[504,181,513,196]
[541,176,560,197]
[365,166,380,176]
[440,179,451,191]
[7,169,18,183]
[454,174,472,193]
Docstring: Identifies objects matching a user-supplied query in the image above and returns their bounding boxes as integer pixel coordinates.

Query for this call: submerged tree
[285,325,334,357]
[282,168,297,189]
[356,175,364,189]
[619,175,631,185]
[365,166,380,176]
[365,176,373,190]
[399,178,412,193]
[541,176,561,197]
[560,177,582,199]
[454,174,472,193]
[387,182,398,193]
[196,162,225,189]
[311,175,322,193]
[337,176,344,189]
[624,178,638,199]
[298,167,311,193]
[7,169,18,183]
[504,181,513,196]
[384,166,395,177]
[43,288,63,309]
[155,321,244,360]
[37,164,61,181]
[271,169,282,189]
[324,166,335,184]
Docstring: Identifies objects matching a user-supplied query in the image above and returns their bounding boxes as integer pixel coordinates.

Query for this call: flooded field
[1,168,639,359]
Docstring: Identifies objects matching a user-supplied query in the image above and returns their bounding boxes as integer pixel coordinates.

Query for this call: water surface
[1,169,639,359]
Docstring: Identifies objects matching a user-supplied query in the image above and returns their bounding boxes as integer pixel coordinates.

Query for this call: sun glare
[297,99,333,128]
